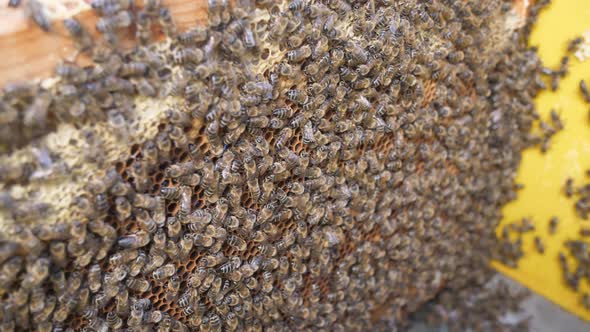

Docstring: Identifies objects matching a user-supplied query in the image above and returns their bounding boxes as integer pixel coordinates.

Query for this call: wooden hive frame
[0,0,208,86]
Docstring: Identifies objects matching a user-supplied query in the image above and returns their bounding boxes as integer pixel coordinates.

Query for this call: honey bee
[152,263,176,281]
[110,249,139,269]
[197,254,219,270]
[275,127,293,150]
[224,234,247,252]
[109,179,133,198]
[135,78,158,96]
[314,36,331,60]
[0,101,18,125]
[287,0,304,11]
[172,232,192,256]
[131,193,157,212]
[559,55,570,77]
[277,63,298,80]
[127,305,145,326]
[581,80,590,103]
[177,27,208,47]
[117,231,150,249]
[164,160,195,178]
[109,284,127,311]
[287,180,305,195]
[160,185,182,201]
[33,295,56,324]
[254,203,275,226]
[178,187,193,219]
[255,155,273,177]
[138,139,159,165]
[224,34,248,57]
[207,0,223,27]
[541,136,551,153]
[268,117,285,129]
[21,258,49,290]
[32,222,67,242]
[161,275,181,302]
[204,313,220,331]
[246,116,269,130]
[286,32,305,50]
[2,81,37,100]
[22,92,52,128]
[54,295,80,322]
[150,196,166,227]
[164,216,180,238]
[10,287,28,307]
[135,10,152,45]
[159,7,177,38]
[550,74,561,91]
[163,107,191,126]
[267,16,288,42]
[55,62,88,84]
[564,178,574,197]
[576,292,590,311]
[142,249,164,274]
[177,289,197,312]
[96,10,132,34]
[91,0,132,13]
[25,287,43,313]
[170,320,189,332]
[142,310,163,325]
[548,216,559,235]
[160,238,178,259]
[87,264,102,293]
[28,0,51,31]
[285,111,305,129]
[47,268,65,293]
[119,249,143,275]
[82,307,99,323]
[237,261,258,281]
[191,207,214,225]
[243,26,257,49]
[253,180,272,205]
[166,125,188,148]
[113,196,131,221]
[123,277,149,293]
[46,242,66,268]
[117,60,149,78]
[533,236,545,254]
[244,176,261,201]
[173,48,205,65]
[287,45,312,63]
[141,0,161,13]
[104,311,123,329]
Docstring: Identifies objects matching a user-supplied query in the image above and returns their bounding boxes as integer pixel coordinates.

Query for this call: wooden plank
[0,0,208,86]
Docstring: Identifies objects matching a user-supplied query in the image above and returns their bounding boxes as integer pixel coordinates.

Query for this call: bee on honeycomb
[0,0,551,330]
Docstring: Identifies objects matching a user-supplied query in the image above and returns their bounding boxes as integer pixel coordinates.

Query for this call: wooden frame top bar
[0,0,208,86]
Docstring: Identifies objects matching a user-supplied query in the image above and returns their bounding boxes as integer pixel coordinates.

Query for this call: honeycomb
[0,0,547,331]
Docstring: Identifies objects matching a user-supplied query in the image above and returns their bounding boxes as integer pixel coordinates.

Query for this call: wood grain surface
[0,0,208,86]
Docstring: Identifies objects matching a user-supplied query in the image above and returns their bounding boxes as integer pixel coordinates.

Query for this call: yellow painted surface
[492,0,590,321]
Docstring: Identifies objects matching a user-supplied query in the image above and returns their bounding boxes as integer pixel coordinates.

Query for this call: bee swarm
[0,0,548,331]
